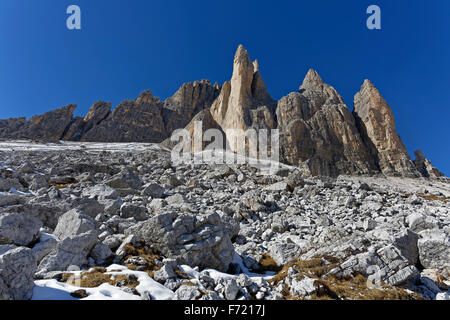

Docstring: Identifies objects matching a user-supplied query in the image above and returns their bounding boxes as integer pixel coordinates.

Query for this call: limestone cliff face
[62,101,111,140]
[162,108,225,152]
[276,70,378,176]
[0,105,76,141]
[210,45,276,151]
[81,90,167,143]
[163,80,220,134]
[353,80,419,177]
[0,118,27,140]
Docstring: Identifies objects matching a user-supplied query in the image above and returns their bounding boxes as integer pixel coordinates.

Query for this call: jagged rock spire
[299,69,344,105]
[414,150,444,179]
[301,69,323,88]
[210,45,276,151]
[353,80,419,177]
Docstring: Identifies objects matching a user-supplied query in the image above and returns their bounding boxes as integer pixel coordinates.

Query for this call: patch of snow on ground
[32,264,174,300]
[32,279,140,300]
[106,264,174,300]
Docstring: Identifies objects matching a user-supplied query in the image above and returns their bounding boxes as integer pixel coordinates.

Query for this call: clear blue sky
[0,0,448,175]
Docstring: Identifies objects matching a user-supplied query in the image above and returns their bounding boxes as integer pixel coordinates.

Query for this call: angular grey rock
[125,211,236,272]
[38,230,98,273]
[173,284,202,300]
[0,193,26,207]
[392,228,419,265]
[81,184,119,200]
[0,212,42,246]
[106,170,142,190]
[268,242,303,266]
[153,264,176,283]
[114,235,139,262]
[335,245,420,286]
[102,234,125,251]
[284,173,305,191]
[407,213,439,233]
[224,279,240,300]
[120,203,148,221]
[25,200,71,230]
[141,183,164,198]
[71,198,105,219]
[32,234,58,264]
[290,276,317,297]
[90,243,113,265]
[53,209,96,241]
[29,174,49,191]
[165,194,186,206]
[264,182,289,192]
[0,246,37,300]
[418,230,450,277]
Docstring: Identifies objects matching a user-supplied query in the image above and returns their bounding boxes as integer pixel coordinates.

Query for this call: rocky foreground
[0,141,449,300]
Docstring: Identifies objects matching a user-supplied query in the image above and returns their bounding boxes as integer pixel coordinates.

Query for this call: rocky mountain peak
[83,101,111,123]
[136,90,161,105]
[230,45,254,107]
[301,69,324,89]
[361,78,374,89]
[353,80,419,177]
[234,45,252,65]
[209,46,276,151]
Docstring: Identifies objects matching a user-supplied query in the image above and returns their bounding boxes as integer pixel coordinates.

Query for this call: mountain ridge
[0,45,445,179]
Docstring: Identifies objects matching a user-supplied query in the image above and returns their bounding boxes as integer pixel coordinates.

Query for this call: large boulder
[125,211,236,272]
[81,184,119,200]
[24,201,71,230]
[333,245,420,286]
[418,230,450,277]
[105,170,143,190]
[407,213,440,233]
[0,246,37,300]
[0,212,42,246]
[268,241,304,266]
[120,203,148,221]
[90,243,113,265]
[38,230,98,273]
[32,234,58,264]
[392,228,419,265]
[53,209,96,241]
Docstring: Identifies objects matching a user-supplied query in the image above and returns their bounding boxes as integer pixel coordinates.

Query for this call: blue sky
[0,0,448,174]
